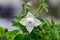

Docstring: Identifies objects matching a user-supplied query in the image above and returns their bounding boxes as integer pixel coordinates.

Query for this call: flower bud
[26,2,32,7]
[25,7,30,13]
[22,2,25,9]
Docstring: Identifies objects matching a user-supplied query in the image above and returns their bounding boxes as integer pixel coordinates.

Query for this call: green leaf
[5,28,8,33]
[19,23,28,32]
[51,19,57,30]
[5,30,19,40]
[38,18,45,23]
[51,19,55,26]
[15,13,25,21]
[12,21,18,26]
[6,30,18,36]
[0,26,5,35]
[14,34,25,40]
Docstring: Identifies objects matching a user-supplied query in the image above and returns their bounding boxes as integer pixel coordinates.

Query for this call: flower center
[27,18,34,24]
[28,21,32,24]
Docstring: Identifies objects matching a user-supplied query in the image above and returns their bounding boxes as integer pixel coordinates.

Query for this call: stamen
[28,21,32,24]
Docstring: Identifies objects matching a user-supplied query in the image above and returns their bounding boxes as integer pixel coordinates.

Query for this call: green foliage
[34,0,48,18]
[0,16,60,40]
[0,26,5,35]
[14,33,29,40]
[2,30,19,40]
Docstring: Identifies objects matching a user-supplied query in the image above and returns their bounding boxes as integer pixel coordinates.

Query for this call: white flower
[20,12,41,33]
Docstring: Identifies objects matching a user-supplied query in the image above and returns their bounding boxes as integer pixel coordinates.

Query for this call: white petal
[26,23,34,33]
[26,12,34,22]
[34,18,41,26]
[20,18,26,26]
[26,12,34,18]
